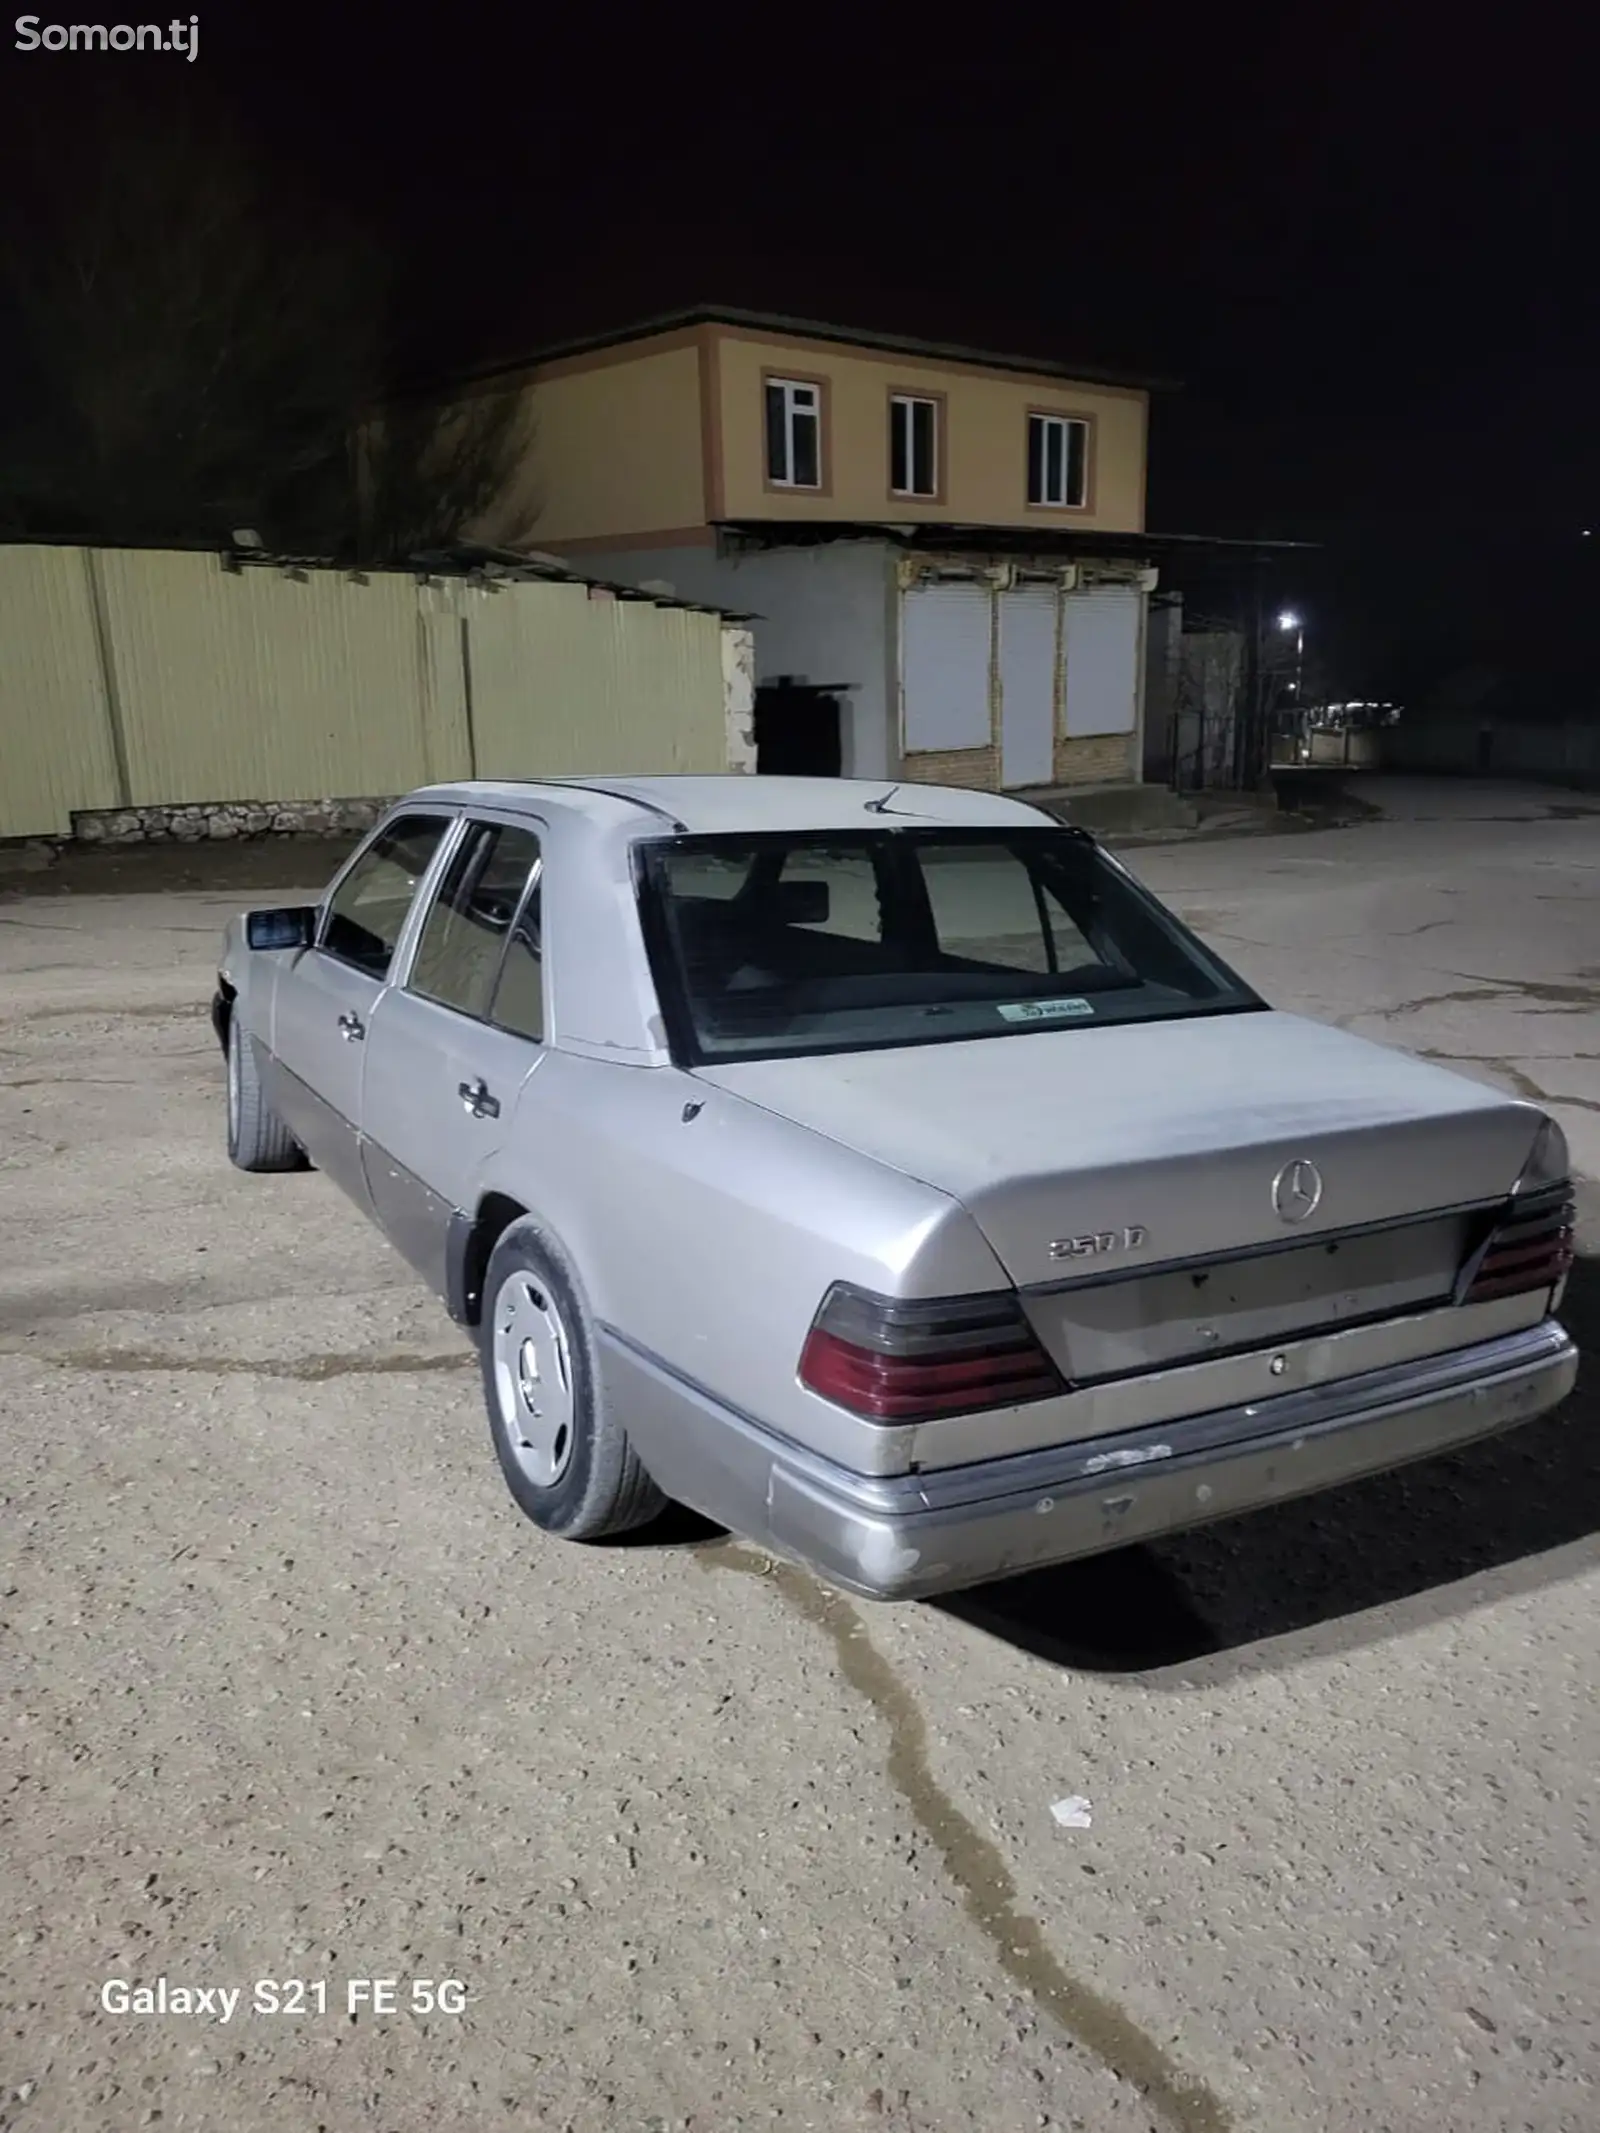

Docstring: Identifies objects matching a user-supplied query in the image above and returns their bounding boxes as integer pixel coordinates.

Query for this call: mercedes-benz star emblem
[1271,1157,1324,1224]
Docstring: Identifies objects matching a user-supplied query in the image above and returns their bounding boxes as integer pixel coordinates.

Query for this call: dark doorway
[754,683,844,776]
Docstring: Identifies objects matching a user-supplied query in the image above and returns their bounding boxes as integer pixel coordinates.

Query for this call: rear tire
[481,1220,666,1540]
[226,1013,306,1173]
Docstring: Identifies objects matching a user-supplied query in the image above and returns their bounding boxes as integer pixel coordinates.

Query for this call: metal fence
[0,545,739,838]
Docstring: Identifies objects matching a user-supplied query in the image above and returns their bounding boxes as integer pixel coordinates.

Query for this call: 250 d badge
[1049,1225,1149,1262]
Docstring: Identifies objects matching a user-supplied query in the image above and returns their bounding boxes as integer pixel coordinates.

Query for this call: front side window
[640,828,1261,1064]
[409,821,543,1029]
[320,814,449,980]
[890,393,939,499]
[765,377,822,488]
[1027,412,1089,508]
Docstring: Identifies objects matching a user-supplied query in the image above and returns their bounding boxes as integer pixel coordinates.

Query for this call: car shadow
[936,1251,1600,1680]
[0,834,363,901]
[602,1502,727,1551]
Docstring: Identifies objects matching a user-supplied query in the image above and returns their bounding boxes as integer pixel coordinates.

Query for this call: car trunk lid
[694,1012,1543,1303]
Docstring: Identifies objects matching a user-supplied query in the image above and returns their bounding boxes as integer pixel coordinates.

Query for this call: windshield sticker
[997,997,1095,1023]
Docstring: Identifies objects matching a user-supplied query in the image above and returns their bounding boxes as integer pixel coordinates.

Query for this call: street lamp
[1277,610,1306,700]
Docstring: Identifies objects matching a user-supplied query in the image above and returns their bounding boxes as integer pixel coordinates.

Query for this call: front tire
[481,1220,665,1540]
[226,1013,305,1173]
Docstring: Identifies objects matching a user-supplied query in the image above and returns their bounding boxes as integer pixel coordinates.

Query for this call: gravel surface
[1,777,1596,2133]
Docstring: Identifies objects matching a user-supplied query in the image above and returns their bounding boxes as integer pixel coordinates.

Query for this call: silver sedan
[212,776,1579,1599]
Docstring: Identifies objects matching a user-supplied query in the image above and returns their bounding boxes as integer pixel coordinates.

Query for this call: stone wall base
[71,797,397,846]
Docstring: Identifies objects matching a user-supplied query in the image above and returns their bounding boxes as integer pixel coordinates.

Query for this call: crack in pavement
[26,1347,474,1380]
[1,1075,209,1091]
[10,1001,206,1022]
[1380,980,1600,1018]
[1442,973,1600,1006]
[1199,929,1279,952]
[1414,1050,1600,1114]
[697,1542,1230,2133]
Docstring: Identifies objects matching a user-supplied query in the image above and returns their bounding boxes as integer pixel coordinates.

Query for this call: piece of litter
[1050,1795,1093,1829]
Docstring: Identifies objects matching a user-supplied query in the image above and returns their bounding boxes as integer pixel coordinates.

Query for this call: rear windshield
[637,827,1262,1064]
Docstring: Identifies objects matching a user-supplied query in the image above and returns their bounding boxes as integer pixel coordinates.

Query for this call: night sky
[4,7,1594,705]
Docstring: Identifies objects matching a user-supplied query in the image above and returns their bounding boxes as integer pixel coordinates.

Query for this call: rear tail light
[1457,1184,1576,1305]
[798,1283,1065,1422]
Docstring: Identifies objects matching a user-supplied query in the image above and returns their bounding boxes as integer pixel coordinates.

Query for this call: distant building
[1382,668,1600,784]
[434,307,1170,792]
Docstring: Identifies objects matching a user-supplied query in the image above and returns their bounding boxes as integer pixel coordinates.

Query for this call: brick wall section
[905,736,1134,791]
[902,747,1001,788]
[1053,734,1136,785]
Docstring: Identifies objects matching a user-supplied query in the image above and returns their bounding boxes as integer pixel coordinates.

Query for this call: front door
[266,811,452,1210]
[360,817,548,1297]
[754,684,844,776]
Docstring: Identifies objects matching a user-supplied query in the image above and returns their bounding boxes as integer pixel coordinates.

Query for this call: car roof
[407,774,1057,837]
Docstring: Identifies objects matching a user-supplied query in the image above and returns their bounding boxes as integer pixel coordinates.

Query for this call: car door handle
[458,1078,500,1120]
[338,1011,365,1042]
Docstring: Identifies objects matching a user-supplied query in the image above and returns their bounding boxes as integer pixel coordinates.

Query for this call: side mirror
[775,879,830,926]
[246,905,316,951]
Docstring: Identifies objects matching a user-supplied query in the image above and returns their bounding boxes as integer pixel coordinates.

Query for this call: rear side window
[321,814,449,979]
[409,821,542,1026]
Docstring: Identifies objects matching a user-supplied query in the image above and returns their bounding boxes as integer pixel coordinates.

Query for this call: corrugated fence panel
[416,582,473,784]
[610,601,727,771]
[2,545,731,832]
[467,582,726,779]
[97,550,432,804]
[0,546,122,836]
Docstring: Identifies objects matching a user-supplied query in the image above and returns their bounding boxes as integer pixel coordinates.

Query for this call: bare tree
[356,383,539,565]
[0,81,537,560]
[1174,618,1250,788]
[0,83,368,547]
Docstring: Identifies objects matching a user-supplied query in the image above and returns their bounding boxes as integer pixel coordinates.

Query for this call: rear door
[359,816,548,1296]
[266,811,453,1209]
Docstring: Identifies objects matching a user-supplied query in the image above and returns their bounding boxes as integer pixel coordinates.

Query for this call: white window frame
[889,392,939,499]
[765,377,823,489]
[1027,412,1090,509]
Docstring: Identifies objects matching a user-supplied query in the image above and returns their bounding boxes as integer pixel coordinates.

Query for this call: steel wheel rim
[226,1022,241,1144]
[491,1271,576,1488]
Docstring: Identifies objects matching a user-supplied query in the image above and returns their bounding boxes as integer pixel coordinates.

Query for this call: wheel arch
[448,1190,535,1327]
[211,978,235,1055]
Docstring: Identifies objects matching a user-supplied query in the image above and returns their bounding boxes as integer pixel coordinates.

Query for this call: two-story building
[461,305,1167,792]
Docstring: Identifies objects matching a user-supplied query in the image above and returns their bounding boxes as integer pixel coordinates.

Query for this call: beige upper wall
[709,327,1148,533]
[474,332,708,548]
[469,320,1148,548]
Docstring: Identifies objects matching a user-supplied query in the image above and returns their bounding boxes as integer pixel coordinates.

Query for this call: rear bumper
[601,1318,1578,1601]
